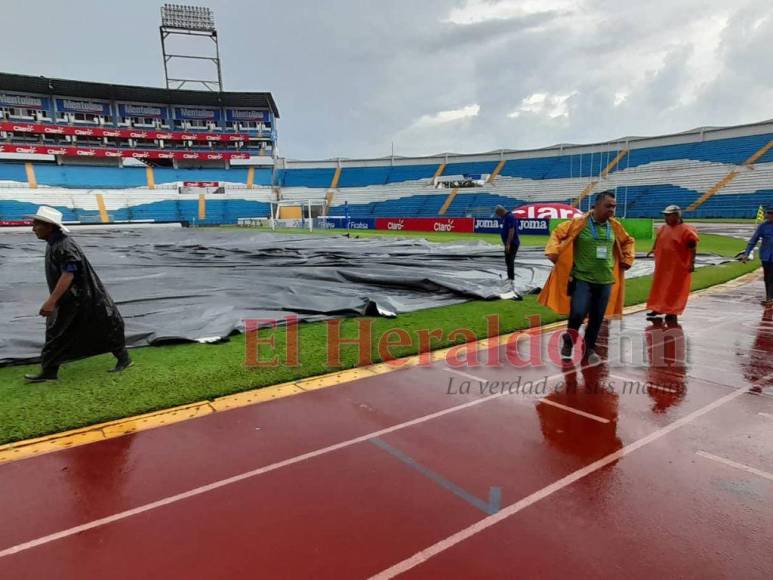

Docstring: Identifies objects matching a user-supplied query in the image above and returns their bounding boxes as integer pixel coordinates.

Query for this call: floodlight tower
[160,4,223,91]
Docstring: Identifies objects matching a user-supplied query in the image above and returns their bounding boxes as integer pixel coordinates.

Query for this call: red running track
[0,280,772,579]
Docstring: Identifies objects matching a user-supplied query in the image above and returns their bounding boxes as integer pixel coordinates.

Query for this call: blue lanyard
[589,218,610,241]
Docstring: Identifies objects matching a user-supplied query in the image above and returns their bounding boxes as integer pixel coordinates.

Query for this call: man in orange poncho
[539,191,635,364]
[645,205,699,323]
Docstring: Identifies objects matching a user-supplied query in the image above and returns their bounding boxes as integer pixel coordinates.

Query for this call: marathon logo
[0,94,43,108]
[61,100,105,114]
[178,108,215,119]
[124,104,164,117]
[230,109,265,120]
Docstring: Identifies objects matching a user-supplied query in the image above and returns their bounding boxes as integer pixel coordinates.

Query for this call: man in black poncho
[24,206,132,383]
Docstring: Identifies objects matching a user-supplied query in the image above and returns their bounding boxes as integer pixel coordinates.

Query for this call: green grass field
[0,230,760,445]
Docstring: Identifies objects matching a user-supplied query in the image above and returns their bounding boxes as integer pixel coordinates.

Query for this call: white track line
[446,368,610,423]
[369,374,772,580]
[696,451,773,482]
[608,373,681,394]
[0,388,510,560]
[535,399,610,423]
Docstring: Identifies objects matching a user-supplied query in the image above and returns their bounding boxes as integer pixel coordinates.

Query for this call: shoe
[24,372,58,383]
[560,336,573,360]
[646,311,661,319]
[109,356,133,373]
[585,349,602,365]
[511,292,523,301]
[664,314,678,323]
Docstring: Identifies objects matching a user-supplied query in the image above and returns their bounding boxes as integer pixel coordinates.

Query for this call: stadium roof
[0,72,279,117]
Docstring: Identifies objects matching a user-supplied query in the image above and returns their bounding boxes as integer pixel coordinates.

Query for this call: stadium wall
[2,120,773,223]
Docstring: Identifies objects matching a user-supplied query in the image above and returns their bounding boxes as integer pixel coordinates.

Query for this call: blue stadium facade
[2,72,773,223]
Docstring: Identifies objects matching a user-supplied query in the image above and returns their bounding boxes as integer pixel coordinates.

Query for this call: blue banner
[225,109,269,122]
[56,98,111,116]
[474,217,550,235]
[174,106,222,122]
[118,103,169,119]
[339,217,375,230]
[0,93,49,110]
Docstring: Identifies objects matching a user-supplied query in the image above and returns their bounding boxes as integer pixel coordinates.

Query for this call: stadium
[0,3,771,579]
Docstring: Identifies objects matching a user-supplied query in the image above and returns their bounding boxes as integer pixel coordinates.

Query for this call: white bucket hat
[25,206,70,233]
[661,204,682,214]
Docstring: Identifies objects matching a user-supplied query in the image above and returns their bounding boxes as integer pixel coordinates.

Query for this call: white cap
[661,204,681,214]
[25,206,70,233]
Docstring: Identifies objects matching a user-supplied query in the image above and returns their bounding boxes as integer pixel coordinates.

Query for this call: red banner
[0,144,251,160]
[0,220,32,227]
[0,121,250,142]
[375,217,474,233]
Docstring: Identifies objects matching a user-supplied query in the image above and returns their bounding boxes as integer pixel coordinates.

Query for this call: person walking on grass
[645,205,699,323]
[24,206,132,383]
[495,204,522,300]
[539,191,635,364]
[740,206,773,306]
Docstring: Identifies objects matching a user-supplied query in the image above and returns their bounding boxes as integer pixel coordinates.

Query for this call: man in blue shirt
[495,205,521,299]
[742,206,773,305]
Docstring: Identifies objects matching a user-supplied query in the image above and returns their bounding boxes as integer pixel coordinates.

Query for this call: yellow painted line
[687,170,739,211]
[432,163,446,180]
[744,138,773,166]
[487,159,506,184]
[211,382,305,411]
[246,166,255,189]
[600,149,628,178]
[24,162,37,189]
[438,188,458,216]
[330,166,342,189]
[95,193,109,223]
[573,180,597,208]
[198,193,206,220]
[145,165,155,190]
[0,270,757,467]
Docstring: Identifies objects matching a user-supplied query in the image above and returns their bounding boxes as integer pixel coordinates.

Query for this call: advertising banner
[118,103,169,119]
[0,121,249,142]
[337,218,376,230]
[0,144,250,160]
[0,94,48,109]
[375,217,474,233]
[174,107,222,122]
[56,98,111,116]
[226,109,269,122]
[473,217,550,235]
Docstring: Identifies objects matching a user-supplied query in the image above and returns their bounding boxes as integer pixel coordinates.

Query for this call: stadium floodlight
[161,4,215,32]
[160,4,223,91]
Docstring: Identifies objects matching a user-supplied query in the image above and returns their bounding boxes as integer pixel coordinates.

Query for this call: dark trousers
[764,261,773,300]
[504,245,518,281]
[43,347,128,375]
[565,280,613,353]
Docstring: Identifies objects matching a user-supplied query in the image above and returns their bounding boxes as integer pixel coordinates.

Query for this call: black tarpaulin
[0,229,728,365]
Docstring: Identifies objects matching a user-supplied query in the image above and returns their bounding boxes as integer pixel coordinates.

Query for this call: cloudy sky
[1,0,772,159]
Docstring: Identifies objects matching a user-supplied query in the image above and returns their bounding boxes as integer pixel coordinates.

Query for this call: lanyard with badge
[589,219,611,259]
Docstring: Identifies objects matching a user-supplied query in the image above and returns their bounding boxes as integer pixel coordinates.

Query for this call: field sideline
[0,229,761,445]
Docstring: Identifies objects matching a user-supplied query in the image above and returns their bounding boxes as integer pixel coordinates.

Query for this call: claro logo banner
[375,218,474,233]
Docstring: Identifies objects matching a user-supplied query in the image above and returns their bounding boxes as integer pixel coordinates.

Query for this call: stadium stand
[2,77,773,225]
